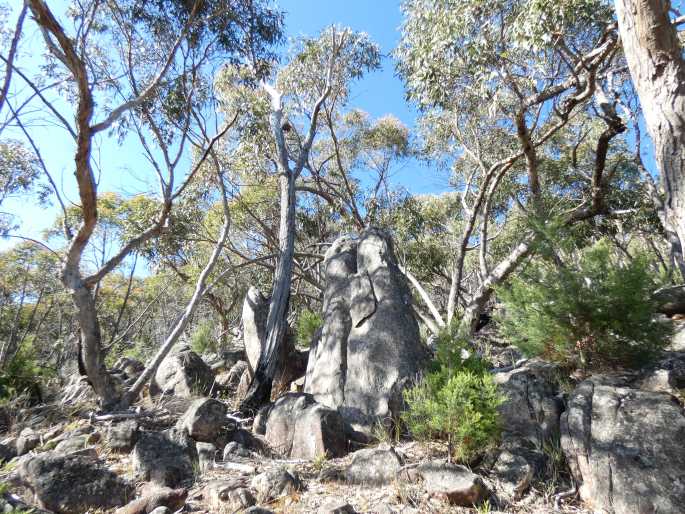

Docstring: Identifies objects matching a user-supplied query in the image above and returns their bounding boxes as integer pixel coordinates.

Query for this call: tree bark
[241,171,296,410]
[615,0,685,253]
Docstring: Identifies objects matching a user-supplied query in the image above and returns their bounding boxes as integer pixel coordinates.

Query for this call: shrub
[402,326,504,463]
[0,338,49,405]
[496,240,672,371]
[190,321,218,355]
[296,309,323,347]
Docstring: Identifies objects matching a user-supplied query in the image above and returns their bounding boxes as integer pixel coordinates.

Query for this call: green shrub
[190,321,218,355]
[402,326,504,463]
[0,338,50,404]
[296,309,323,347]
[496,240,672,371]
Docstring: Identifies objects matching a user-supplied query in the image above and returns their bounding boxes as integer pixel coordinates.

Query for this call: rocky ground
[1,321,683,514]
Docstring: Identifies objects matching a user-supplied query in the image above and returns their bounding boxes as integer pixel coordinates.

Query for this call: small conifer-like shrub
[496,240,672,371]
[296,309,323,347]
[401,326,504,463]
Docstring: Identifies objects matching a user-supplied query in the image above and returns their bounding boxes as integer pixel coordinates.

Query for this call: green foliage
[190,321,218,355]
[496,240,672,370]
[402,325,504,463]
[0,339,51,404]
[296,310,323,347]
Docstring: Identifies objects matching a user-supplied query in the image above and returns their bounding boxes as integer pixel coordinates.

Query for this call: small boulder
[16,427,40,455]
[0,440,17,462]
[19,451,134,513]
[263,392,347,459]
[114,486,187,514]
[151,349,215,398]
[54,434,96,454]
[177,398,227,443]
[250,468,302,502]
[414,461,488,506]
[653,285,685,316]
[345,446,402,485]
[492,450,534,500]
[223,441,253,459]
[107,420,139,453]
[132,429,197,488]
[205,479,256,512]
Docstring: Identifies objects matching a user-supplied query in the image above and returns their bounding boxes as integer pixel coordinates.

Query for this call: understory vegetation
[0,0,683,465]
[402,326,504,463]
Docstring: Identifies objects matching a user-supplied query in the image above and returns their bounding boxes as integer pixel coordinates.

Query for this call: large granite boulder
[491,359,565,499]
[19,451,134,513]
[131,429,197,487]
[305,228,431,433]
[561,376,685,514]
[150,349,214,398]
[177,398,228,443]
[259,392,347,459]
[653,285,685,316]
[242,287,309,400]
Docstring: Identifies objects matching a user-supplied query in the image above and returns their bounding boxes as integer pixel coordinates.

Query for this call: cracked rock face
[304,228,430,434]
[561,377,685,514]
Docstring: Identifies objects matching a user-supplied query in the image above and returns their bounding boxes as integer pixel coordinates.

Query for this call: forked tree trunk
[615,0,685,255]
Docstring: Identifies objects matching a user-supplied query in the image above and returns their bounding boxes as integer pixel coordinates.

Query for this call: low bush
[496,240,672,371]
[0,338,49,405]
[402,326,504,463]
[296,309,323,347]
[190,321,218,355]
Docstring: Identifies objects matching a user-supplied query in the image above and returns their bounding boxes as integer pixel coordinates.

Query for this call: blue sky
[1,0,448,251]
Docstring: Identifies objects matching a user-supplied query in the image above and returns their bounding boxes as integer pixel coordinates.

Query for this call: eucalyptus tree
[614,0,685,280]
[397,0,633,335]
[215,27,382,408]
[3,0,282,407]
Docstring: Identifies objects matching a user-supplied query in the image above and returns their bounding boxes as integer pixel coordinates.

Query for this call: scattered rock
[114,486,187,514]
[149,508,171,514]
[205,479,256,511]
[132,429,197,487]
[492,358,565,495]
[151,349,215,398]
[414,461,488,506]
[263,392,347,459]
[232,428,268,454]
[345,446,403,485]
[305,228,431,434]
[492,450,534,500]
[19,450,134,513]
[107,420,139,453]
[250,468,302,502]
[16,427,40,456]
[223,441,253,459]
[0,440,17,462]
[216,360,249,389]
[653,285,685,316]
[54,434,95,454]
[562,377,685,514]
[177,398,227,443]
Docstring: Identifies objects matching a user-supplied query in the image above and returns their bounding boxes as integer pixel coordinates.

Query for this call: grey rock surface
[305,228,430,433]
[262,392,347,459]
[151,349,214,398]
[561,377,685,514]
[19,450,134,513]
